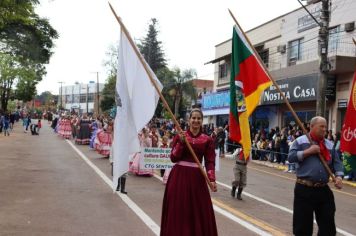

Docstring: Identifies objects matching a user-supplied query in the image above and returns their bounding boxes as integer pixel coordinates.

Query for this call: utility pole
[58,81,64,110]
[316,0,330,117]
[299,0,330,117]
[96,72,100,115]
[86,83,89,114]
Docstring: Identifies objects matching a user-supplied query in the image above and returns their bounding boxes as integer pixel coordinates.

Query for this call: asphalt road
[1,122,355,236]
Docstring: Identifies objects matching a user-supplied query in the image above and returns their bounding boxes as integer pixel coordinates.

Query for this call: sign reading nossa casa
[261,74,318,105]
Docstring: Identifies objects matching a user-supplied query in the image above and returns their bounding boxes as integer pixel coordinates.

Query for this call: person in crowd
[75,114,91,145]
[3,112,10,136]
[160,135,169,177]
[9,112,15,131]
[37,119,42,134]
[288,116,343,236]
[160,108,217,236]
[216,127,226,157]
[95,120,113,157]
[231,147,248,200]
[129,127,154,176]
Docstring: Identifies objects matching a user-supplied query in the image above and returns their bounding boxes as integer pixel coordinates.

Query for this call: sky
[35,0,302,95]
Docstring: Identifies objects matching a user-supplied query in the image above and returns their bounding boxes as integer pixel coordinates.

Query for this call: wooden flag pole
[228,9,335,182]
[109,3,214,191]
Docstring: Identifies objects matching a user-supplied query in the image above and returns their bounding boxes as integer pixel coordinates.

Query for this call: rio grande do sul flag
[340,72,356,155]
[229,25,272,159]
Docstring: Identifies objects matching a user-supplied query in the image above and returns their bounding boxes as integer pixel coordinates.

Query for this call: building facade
[205,0,356,132]
[59,82,104,114]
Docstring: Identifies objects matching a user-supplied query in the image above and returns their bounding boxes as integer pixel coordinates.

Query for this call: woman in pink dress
[160,108,217,236]
[129,128,154,176]
[95,121,113,157]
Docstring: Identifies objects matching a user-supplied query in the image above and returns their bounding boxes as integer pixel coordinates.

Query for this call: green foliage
[100,73,116,112]
[101,45,118,112]
[137,18,167,73]
[0,0,58,111]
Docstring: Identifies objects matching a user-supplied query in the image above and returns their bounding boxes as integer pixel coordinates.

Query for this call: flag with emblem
[229,25,272,160]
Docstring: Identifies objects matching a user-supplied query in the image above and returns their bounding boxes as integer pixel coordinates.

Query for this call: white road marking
[66,140,160,236]
[216,181,355,236]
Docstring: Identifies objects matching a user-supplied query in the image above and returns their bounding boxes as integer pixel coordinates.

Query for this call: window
[255,45,269,68]
[65,95,72,103]
[219,63,228,78]
[288,38,303,66]
[218,62,230,85]
[80,94,86,103]
[87,93,94,102]
[329,26,340,54]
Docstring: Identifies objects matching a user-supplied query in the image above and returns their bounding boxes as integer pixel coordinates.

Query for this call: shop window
[288,38,303,66]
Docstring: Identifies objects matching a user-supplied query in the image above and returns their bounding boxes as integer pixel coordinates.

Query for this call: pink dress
[95,129,113,156]
[160,130,217,236]
[129,134,154,176]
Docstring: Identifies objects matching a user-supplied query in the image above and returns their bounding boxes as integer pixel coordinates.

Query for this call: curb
[224,155,356,188]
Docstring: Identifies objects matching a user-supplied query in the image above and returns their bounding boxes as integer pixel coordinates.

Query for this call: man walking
[288,116,343,236]
[231,147,248,200]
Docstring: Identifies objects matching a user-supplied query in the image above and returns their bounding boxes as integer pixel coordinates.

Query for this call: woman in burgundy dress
[160,108,218,236]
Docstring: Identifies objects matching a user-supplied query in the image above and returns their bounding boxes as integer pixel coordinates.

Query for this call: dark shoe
[231,186,237,197]
[120,176,128,194]
[116,177,121,191]
[237,187,243,200]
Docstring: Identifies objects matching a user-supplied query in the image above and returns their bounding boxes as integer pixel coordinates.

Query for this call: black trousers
[293,183,336,236]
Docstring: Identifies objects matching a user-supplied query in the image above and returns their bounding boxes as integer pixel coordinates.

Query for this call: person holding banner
[160,108,217,236]
[288,116,344,236]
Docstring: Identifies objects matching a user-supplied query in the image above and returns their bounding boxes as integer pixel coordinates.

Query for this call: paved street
[1,122,356,236]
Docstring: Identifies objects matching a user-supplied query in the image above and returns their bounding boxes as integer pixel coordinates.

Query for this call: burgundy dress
[160,130,218,236]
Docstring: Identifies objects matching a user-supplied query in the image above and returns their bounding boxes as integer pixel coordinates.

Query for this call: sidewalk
[225,154,356,188]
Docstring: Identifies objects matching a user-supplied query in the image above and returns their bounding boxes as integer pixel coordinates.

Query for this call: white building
[205,0,356,132]
[59,82,105,114]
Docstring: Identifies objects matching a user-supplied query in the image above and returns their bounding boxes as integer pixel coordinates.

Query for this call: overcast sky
[35,0,302,95]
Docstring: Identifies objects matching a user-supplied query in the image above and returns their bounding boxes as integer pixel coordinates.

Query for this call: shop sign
[261,74,318,105]
[202,90,230,110]
[338,99,348,108]
[297,4,321,33]
[326,76,336,100]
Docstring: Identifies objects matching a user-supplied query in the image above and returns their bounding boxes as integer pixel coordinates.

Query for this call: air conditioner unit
[277,45,286,53]
[345,22,355,32]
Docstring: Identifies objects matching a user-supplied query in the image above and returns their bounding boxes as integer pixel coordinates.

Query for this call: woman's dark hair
[189,108,203,118]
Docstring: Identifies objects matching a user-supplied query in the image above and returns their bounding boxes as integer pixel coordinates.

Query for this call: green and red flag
[340,72,356,155]
[229,25,272,159]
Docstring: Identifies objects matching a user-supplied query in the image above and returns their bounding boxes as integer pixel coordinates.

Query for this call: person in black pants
[288,116,343,236]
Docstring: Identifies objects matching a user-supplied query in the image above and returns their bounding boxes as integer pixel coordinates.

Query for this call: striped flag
[229,25,272,159]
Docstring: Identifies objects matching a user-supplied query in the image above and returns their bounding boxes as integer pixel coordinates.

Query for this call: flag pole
[109,3,214,191]
[228,9,335,182]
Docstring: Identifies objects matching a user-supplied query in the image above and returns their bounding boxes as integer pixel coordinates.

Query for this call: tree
[100,45,118,112]
[0,1,58,111]
[0,1,58,64]
[100,73,116,112]
[137,18,167,73]
[160,68,197,118]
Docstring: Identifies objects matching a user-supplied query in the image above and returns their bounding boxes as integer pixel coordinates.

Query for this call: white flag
[113,29,162,190]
